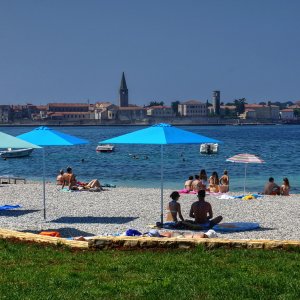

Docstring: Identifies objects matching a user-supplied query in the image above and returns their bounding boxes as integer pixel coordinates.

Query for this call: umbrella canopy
[100,123,220,145]
[226,153,265,194]
[100,123,222,224]
[17,126,88,220]
[0,131,41,149]
[17,126,88,146]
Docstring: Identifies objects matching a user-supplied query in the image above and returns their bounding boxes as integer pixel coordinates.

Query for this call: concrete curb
[1,228,300,251]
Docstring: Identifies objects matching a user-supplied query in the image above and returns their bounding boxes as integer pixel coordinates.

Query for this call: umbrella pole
[244,163,247,194]
[42,148,46,220]
[160,145,164,225]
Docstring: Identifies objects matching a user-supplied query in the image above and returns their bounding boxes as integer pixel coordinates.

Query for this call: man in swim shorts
[188,190,223,228]
[263,177,280,195]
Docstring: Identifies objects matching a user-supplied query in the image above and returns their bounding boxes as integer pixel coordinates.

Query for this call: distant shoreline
[0,121,298,127]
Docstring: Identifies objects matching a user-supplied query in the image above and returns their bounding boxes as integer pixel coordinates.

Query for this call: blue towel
[0,205,21,210]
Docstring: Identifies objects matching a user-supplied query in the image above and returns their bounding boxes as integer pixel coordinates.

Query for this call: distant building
[94,102,118,120]
[115,106,145,121]
[0,105,12,123]
[119,72,128,107]
[212,91,220,115]
[240,104,280,120]
[47,103,89,112]
[146,106,175,118]
[280,108,296,121]
[178,100,207,117]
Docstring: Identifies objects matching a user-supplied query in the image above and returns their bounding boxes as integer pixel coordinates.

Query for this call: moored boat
[0,148,34,158]
[96,144,115,152]
[200,143,218,154]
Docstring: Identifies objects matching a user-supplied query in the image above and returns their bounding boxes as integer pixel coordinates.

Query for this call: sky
[0,0,300,106]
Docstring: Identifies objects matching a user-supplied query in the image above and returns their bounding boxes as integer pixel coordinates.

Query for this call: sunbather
[187,190,222,229]
[219,170,229,193]
[184,175,194,191]
[56,169,64,185]
[166,191,184,222]
[280,177,290,196]
[263,177,280,195]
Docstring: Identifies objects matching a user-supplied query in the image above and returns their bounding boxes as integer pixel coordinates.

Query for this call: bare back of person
[190,201,212,224]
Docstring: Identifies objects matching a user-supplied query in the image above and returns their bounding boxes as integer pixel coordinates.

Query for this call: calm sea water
[1,125,299,193]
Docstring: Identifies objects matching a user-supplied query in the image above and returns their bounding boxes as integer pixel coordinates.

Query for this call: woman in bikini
[208,171,219,193]
[219,170,229,193]
[199,169,208,191]
[166,191,184,222]
[280,177,290,196]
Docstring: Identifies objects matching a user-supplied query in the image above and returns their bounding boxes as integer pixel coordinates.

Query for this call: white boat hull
[200,143,218,154]
[0,148,34,158]
[96,144,115,152]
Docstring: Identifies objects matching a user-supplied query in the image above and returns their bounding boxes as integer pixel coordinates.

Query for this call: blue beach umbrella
[100,123,222,224]
[17,126,88,220]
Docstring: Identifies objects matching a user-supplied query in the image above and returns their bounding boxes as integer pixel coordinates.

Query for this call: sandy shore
[0,182,299,241]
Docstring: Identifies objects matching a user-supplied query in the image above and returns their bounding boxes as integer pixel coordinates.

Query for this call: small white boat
[96,144,115,152]
[200,143,218,154]
[0,148,34,158]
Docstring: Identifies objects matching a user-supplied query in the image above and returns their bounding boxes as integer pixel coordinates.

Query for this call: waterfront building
[119,72,128,107]
[212,91,221,115]
[146,106,175,118]
[115,106,145,121]
[240,104,280,120]
[94,102,118,120]
[177,100,207,117]
[0,105,12,123]
[47,103,90,112]
[280,108,297,121]
[48,111,94,121]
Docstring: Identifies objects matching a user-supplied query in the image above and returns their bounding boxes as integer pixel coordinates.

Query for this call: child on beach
[166,191,184,222]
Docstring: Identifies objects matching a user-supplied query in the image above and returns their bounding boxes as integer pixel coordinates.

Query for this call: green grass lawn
[0,239,300,300]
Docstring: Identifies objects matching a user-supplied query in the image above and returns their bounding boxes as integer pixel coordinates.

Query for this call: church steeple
[119,72,128,107]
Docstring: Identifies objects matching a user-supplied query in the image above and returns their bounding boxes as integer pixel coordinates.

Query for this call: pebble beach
[1,182,300,241]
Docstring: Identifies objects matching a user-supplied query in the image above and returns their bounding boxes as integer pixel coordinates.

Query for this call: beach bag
[39,231,61,237]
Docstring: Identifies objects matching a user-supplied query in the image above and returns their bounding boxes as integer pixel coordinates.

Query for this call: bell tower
[119,72,128,107]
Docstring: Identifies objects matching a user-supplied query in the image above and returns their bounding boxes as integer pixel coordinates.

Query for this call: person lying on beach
[219,170,229,193]
[166,191,184,222]
[184,176,194,191]
[280,177,290,196]
[263,177,280,195]
[187,190,222,229]
[56,169,64,185]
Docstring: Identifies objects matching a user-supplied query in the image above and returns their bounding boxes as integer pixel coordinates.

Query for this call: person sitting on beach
[192,175,201,192]
[280,177,290,196]
[219,170,229,193]
[208,171,219,193]
[166,191,184,222]
[56,169,64,185]
[62,167,102,191]
[263,177,280,195]
[189,190,223,228]
[184,176,194,191]
[199,169,208,191]
[62,167,78,190]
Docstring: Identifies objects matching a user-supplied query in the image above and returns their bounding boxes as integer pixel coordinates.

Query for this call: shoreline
[1,183,299,241]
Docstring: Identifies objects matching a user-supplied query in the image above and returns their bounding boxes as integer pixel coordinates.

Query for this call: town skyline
[1,1,300,105]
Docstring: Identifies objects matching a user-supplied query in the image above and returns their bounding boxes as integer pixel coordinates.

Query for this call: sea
[0,125,299,193]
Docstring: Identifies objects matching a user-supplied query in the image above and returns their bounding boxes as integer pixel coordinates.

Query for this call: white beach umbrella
[226,153,265,194]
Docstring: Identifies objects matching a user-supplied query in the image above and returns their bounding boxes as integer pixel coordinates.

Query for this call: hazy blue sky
[0,0,300,106]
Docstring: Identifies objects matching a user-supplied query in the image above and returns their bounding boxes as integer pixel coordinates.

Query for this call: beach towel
[178,189,197,194]
[213,222,260,233]
[0,205,21,210]
[234,194,263,200]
